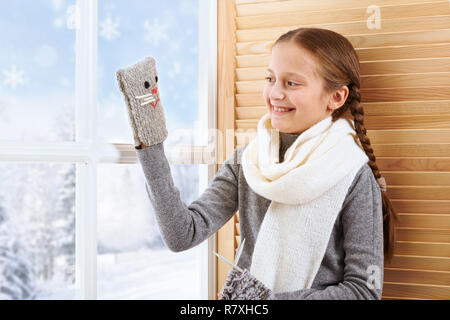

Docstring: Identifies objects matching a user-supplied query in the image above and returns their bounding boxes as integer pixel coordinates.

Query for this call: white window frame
[0,0,218,300]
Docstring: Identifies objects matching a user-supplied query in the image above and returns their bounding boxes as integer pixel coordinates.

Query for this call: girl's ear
[327,85,349,112]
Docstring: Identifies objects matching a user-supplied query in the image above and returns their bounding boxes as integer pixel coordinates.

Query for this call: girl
[116,27,397,300]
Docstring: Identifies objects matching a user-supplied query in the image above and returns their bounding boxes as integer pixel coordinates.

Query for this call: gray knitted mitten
[116,56,168,148]
[220,269,275,300]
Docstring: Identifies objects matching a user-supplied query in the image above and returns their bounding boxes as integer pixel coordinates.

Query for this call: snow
[97,248,202,300]
[0,160,202,299]
[36,247,202,300]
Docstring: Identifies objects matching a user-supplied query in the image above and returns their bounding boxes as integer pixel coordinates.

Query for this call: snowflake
[144,18,169,46]
[100,16,120,41]
[2,65,25,90]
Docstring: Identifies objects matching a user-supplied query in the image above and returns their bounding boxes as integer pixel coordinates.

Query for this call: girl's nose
[269,82,285,100]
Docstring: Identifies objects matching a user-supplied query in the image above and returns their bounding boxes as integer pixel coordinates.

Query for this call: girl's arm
[274,166,384,300]
[116,56,239,253]
[136,142,240,252]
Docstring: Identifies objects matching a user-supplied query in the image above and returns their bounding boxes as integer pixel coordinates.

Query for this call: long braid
[334,85,398,262]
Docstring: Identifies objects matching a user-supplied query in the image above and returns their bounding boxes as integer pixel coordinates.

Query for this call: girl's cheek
[263,87,270,104]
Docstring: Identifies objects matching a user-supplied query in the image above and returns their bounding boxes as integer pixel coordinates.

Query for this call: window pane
[0,1,76,142]
[97,0,200,146]
[97,162,204,299]
[0,162,76,300]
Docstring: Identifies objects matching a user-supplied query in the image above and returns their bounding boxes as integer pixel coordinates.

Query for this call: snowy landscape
[0,0,205,299]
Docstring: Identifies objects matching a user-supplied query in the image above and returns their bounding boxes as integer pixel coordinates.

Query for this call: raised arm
[116,56,240,253]
[136,143,240,252]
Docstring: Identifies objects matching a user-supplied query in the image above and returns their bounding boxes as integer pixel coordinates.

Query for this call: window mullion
[198,0,218,300]
[75,0,98,300]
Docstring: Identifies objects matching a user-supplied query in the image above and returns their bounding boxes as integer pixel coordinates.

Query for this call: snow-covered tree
[20,164,57,282]
[52,101,74,141]
[0,195,37,300]
[53,164,76,282]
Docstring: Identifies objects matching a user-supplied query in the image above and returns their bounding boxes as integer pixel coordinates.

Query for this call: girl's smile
[271,105,296,115]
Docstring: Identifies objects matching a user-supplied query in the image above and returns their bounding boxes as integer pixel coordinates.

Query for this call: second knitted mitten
[220,268,275,300]
[116,56,168,148]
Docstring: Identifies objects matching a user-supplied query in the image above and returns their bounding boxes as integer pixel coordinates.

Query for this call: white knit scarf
[241,113,369,294]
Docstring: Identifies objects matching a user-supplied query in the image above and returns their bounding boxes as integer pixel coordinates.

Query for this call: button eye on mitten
[116,56,168,148]
[219,268,274,300]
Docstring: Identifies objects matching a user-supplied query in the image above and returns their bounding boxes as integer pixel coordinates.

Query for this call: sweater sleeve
[273,165,385,300]
[135,142,239,252]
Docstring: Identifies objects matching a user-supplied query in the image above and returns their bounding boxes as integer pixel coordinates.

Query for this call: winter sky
[0,0,200,145]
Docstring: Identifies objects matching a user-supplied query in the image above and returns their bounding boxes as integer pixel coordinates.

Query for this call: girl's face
[263,41,348,134]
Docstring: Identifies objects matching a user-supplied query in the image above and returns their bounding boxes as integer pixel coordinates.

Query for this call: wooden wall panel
[217,0,450,300]
[216,0,238,299]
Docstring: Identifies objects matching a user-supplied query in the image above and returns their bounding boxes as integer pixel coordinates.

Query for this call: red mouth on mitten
[150,87,160,108]
[150,97,160,108]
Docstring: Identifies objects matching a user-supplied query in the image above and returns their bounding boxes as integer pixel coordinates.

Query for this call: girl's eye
[265,77,298,87]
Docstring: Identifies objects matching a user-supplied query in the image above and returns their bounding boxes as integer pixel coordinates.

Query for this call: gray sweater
[135,132,384,300]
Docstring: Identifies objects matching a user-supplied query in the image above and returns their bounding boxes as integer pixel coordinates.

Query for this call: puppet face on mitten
[116,56,168,147]
[117,57,161,109]
[136,75,160,109]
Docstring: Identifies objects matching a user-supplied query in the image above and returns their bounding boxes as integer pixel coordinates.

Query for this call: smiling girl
[118,27,398,300]
[264,42,347,134]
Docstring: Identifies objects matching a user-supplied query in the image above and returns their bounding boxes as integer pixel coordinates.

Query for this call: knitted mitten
[219,268,274,300]
[116,56,168,148]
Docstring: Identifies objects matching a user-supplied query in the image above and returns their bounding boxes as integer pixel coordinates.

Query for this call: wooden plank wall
[216,0,450,300]
[216,0,238,299]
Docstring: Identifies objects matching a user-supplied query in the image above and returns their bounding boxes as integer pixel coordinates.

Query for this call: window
[0,0,76,142]
[0,162,76,299]
[97,0,202,146]
[97,163,205,299]
[0,0,217,300]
